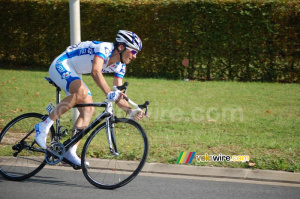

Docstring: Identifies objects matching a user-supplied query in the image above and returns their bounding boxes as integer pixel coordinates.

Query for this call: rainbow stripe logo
[176,152,196,164]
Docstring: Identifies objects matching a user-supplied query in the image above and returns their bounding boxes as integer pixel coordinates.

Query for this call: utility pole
[69,0,81,124]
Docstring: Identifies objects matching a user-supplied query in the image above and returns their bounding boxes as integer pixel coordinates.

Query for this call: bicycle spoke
[0,113,53,181]
[81,118,148,189]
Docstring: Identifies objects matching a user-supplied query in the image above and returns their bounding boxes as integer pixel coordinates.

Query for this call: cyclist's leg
[68,77,95,130]
[63,81,95,165]
[73,104,95,130]
[48,80,91,119]
[48,59,91,121]
[35,55,88,149]
[67,79,95,134]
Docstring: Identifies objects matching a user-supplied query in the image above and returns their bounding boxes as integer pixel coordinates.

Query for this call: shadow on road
[0,173,94,189]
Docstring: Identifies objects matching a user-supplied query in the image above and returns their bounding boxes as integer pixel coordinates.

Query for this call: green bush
[0,0,299,82]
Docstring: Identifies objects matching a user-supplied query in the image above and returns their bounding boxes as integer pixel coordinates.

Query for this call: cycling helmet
[116,30,142,51]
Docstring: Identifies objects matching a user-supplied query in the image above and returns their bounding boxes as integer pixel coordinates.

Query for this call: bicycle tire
[0,113,54,181]
[81,118,148,189]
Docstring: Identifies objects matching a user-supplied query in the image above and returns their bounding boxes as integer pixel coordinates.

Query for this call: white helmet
[116,30,142,51]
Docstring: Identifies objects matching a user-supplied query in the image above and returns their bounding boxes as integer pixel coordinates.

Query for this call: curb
[53,160,300,184]
[141,163,300,184]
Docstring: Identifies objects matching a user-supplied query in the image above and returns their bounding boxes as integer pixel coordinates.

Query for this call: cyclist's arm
[113,77,146,120]
[91,55,111,95]
[113,77,132,113]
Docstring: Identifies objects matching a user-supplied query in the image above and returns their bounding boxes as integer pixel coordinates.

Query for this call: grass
[0,68,299,172]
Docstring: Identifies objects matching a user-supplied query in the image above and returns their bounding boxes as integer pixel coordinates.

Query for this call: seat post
[55,86,61,137]
[56,86,61,105]
[44,77,63,137]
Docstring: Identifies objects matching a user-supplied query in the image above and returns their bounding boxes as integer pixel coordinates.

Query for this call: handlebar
[113,82,150,116]
[138,101,150,109]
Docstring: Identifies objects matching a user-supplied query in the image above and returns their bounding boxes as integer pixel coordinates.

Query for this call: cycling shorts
[49,52,92,96]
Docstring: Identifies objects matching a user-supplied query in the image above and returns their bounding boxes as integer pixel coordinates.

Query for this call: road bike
[0,77,149,189]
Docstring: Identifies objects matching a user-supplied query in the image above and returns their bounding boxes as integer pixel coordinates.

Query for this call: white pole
[70,0,81,125]
[70,0,81,45]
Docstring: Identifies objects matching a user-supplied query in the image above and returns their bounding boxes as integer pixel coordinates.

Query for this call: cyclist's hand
[130,109,148,121]
[107,90,125,102]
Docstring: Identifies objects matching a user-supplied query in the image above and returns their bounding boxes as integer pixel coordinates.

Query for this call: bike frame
[46,77,122,157]
[65,102,117,154]
[45,77,148,162]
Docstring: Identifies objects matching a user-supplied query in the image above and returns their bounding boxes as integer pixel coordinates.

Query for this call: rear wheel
[81,118,148,189]
[0,113,54,181]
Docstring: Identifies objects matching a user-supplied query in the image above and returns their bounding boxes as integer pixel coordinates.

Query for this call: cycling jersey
[48,41,126,96]
[64,41,126,78]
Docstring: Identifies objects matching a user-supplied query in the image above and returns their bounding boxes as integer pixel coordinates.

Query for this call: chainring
[45,142,65,165]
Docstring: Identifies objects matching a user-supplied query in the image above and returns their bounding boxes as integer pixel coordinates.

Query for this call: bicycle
[0,77,149,189]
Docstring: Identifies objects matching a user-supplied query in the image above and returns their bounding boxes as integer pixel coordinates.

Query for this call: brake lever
[115,82,129,92]
[138,101,150,117]
[138,101,150,109]
[145,105,149,117]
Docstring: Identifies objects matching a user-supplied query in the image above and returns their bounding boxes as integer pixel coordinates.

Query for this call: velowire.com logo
[176,152,196,164]
[177,152,250,164]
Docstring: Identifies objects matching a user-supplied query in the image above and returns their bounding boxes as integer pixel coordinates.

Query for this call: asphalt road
[0,168,299,199]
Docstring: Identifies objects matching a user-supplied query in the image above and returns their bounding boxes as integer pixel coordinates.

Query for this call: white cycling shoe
[64,150,81,166]
[36,122,89,167]
[35,123,49,149]
[64,151,90,167]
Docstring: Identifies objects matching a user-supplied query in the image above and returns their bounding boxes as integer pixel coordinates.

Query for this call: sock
[38,117,54,135]
[43,117,54,129]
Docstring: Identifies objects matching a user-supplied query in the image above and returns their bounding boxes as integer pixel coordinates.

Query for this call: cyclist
[35,30,146,166]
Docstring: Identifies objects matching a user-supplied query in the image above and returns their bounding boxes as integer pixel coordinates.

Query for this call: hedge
[0,0,299,82]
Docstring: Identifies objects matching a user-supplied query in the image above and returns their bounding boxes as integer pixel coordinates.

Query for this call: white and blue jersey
[49,41,126,96]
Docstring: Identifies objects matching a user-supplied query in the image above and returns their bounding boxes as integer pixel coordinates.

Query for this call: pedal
[61,158,82,170]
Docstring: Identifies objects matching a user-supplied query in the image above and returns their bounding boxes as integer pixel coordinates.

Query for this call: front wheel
[81,118,148,189]
[0,113,54,181]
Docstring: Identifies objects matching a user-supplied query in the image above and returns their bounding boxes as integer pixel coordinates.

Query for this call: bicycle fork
[106,118,119,157]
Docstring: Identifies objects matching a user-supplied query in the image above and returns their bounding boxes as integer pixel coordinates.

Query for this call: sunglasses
[126,47,138,55]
